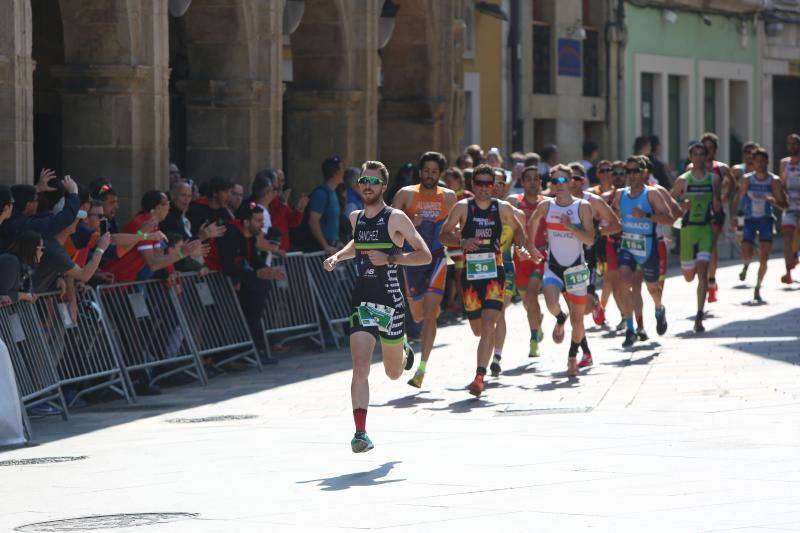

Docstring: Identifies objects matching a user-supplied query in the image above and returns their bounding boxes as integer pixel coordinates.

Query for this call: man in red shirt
[268,169,308,251]
[105,191,205,283]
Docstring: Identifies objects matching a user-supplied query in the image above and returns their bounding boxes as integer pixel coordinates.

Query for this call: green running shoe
[351,431,374,453]
[407,370,425,388]
[529,338,540,358]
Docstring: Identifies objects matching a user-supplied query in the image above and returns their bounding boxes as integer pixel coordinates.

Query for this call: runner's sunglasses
[551,175,569,184]
[358,175,384,185]
[473,179,494,188]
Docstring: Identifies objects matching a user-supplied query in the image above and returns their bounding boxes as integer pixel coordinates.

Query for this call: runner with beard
[439,164,531,396]
[507,165,548,358]
[779,134,800,284]
[324,161,431,453]
[671,143,723,333]
[600,161,627,331]
[732,147,787,301]
[489,168,527,376]
[695,133,731,303]
[393,152,457,388]
[528,165,596,377]
[613,157,676,347]
[731,142,759,281]
[567,163,621,366]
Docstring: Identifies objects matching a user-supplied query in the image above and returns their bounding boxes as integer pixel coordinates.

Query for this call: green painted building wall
[624,3,759,168]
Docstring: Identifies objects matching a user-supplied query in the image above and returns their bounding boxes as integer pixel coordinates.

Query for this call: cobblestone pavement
[2,257,799,532]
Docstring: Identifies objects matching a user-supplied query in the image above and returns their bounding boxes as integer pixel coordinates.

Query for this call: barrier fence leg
[20,399,32,442]
[169,288,209,386]
[96,294,139,403]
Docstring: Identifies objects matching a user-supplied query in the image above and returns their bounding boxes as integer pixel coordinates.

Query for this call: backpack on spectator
[289,184,329,252]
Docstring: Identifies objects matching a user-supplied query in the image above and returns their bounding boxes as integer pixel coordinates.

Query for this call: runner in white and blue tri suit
[732,147,787,302]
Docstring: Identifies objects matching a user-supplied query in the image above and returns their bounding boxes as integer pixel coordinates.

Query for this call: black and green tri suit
[349,206,406,345]
[678,171,714,269]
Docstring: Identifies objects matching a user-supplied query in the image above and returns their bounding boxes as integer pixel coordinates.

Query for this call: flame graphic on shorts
[485,280,502,302]
[463,286,481,312]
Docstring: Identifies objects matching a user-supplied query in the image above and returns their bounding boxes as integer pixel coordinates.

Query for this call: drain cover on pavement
[496,406,593,416]
[165,414,258,423]
[90,404,180,413]
[0,456,87,467]
[16,513,198,531]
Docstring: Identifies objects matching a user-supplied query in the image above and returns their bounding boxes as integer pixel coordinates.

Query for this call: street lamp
[284,0,305,36]
[168,0,191,17]
[379,0,399,49]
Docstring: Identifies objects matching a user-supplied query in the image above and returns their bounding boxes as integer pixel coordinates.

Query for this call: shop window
[583,28,600,97]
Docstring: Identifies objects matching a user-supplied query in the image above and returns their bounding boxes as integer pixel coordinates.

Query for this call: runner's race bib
[563,264,590,292]
[357,302,395,333]
[465,252,498,281]
[621,232,647,258]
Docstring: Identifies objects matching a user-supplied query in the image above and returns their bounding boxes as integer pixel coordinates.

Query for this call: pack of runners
[323,133,800,453]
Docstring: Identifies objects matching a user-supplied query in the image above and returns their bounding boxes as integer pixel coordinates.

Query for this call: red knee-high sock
[353,409,367,433]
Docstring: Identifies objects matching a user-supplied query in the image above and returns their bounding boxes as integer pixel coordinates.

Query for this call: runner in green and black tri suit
[324,161,431,454]
[671,142,722,332]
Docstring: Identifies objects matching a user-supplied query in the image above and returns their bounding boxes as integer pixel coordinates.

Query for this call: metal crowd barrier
[96,279,208,389]
[303,251,358,348]
[173,272,261,371]
[260,252,324,358]
[34,288,133,407]
[0,300,68,420]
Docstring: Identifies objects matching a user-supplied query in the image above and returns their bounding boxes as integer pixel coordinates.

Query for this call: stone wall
[0,0,466,215]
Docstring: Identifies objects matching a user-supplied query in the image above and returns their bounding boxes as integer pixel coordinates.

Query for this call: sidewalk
[1,257,799,532]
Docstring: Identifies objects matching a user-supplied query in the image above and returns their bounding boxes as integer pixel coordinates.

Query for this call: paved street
[2,256,799,532]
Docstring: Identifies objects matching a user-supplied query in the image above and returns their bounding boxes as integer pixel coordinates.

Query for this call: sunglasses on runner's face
[473,179,494,188]
[358,175,383,185]
[598,167,612,173]
[625,167,641,174]
[552,175,569,185]
[612,170,625,177]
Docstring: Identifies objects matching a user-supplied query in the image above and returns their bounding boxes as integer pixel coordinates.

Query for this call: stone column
[378,0,463,173]
[180,0,283,184]
[285,0,380,193]
[54,0,170,221]
[285,89,365,192]
[0,0,34,185]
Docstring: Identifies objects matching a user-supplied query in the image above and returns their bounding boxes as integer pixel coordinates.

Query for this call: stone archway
[285,0,379,195]
[378,0,463,173]
[32,0,65,176]
[172,0,283,185]
[49,0,170,219]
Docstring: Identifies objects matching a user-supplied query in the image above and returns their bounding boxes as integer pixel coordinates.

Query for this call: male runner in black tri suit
[324,161,431,453]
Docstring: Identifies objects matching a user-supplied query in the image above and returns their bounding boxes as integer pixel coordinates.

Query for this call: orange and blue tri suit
[403,185,449,301]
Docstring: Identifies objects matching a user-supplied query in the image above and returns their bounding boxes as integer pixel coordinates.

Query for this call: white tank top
[786,160,800,213]
[544,198,587,266]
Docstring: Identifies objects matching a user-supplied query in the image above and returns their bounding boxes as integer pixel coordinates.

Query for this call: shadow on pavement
[7,346,360,450]
[677,308,800,364]
[297,461,404,491]
[603,352,661,367]
[374,394,445,409]
[425,397,509,414]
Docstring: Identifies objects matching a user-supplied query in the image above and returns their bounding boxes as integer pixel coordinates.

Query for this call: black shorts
[461,267,505,320]
[712,208,725,228]
[348,300,406,346]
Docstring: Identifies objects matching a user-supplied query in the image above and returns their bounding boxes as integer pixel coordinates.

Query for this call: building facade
[623,0,761,170]
[758,1,800,164]
[0,0,467,219]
